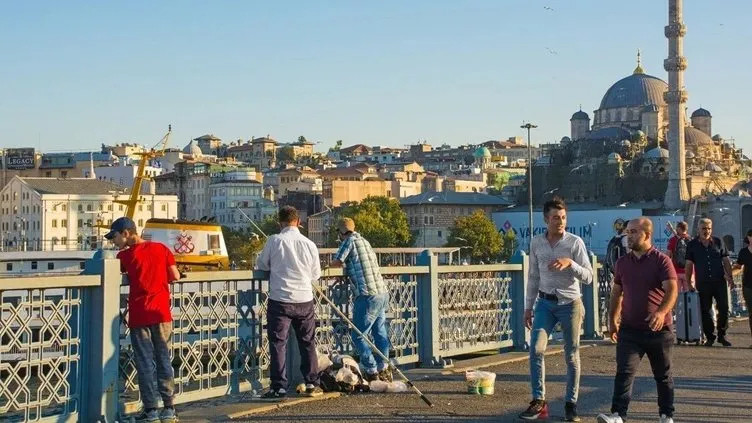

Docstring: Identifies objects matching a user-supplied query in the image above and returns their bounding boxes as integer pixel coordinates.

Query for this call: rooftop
[400,191,511,206]
[20,177,130,195]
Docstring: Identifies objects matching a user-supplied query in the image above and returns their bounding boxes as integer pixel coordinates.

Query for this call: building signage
[4,148,36,170]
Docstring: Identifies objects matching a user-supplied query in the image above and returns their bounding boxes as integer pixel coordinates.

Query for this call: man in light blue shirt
[519,197,593,422]
[330,217,392,382]
[256,206,322,398]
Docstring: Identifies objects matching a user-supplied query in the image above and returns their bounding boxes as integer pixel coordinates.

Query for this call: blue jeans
[130,322,175,409]
[352,293,391,374]
[529,297,584,403]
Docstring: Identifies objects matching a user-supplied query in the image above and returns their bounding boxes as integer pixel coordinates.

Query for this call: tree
[277,145,295,163]
[445,210,504,263]
[297,135,308,144]
[222,227,266,269]
[487,172,510,192]
[333,140,343,151]
[325,196,413,248]
[256,214,280,237]
[500,230,518,262]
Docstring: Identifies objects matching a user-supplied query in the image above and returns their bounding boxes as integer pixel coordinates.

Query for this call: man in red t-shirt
[105,217,181,423]
[666,221,690,292]
[596,218,678,423]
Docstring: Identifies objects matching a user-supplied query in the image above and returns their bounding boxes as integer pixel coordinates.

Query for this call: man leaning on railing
[329,217,393,383]
[105,217,181,423]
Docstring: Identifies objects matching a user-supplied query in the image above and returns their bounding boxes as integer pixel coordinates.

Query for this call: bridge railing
[0,251,606,422]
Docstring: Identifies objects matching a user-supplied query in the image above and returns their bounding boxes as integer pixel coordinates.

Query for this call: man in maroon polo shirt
[597,218,678,423]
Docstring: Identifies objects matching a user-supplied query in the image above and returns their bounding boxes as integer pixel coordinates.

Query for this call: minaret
[663,0,690,209]
[88,152,96,179]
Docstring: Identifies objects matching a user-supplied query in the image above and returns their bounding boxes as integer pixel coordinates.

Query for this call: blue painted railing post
[509,251,530,350]
[81,256,122,423]
[581,253,601,338]
[417,250,442,366]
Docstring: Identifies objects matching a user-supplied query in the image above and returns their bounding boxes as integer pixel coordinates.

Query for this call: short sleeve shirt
[117,241,176,328]
[685,237,728,284]
[334,232,387,297]
[614,248,677,331]
[736,247,752,289]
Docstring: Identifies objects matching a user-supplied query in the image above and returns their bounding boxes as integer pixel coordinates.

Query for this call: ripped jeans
[529,297,584,403]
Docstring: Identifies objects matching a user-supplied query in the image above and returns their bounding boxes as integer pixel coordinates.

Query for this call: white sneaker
[660,415,674,423]
[596,413,624,423]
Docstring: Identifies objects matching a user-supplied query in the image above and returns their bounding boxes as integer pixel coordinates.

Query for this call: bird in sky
[544,6,554,11]
[545,47,558,55]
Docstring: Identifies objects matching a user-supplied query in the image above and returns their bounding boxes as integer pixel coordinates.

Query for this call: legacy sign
[4,148,36,170]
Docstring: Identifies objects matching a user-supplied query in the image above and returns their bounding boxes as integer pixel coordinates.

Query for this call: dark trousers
[267,299,319,390]
[611,327,674,419]
[698,281,729,341]
[743,287,752,337]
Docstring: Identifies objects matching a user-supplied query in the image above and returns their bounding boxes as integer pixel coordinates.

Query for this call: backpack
[673,236,689,268]
[605,234,627,272]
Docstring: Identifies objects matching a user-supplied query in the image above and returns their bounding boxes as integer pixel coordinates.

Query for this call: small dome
[712,134,723,142]
[691,108,712,118]
[686,151,696,159]
[571,110,590,120]
[183,140,203,157]
[561,136,572,143]
[607,152,622,163]
[706,162,724,173]
[474,147,492,159]
[685,126,714,146]
[621,140,631,147]
[644,147,669,159]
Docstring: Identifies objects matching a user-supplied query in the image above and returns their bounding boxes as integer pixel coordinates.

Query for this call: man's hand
[645,311,666,331]
[524,309,533,329]
[608,319,619,343]
[548,258,573,272]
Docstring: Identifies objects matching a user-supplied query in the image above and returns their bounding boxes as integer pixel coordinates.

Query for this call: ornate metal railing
[596,263,611,332]
[0,275,100,423]
[1,251,604,422]
[730,272,748,317]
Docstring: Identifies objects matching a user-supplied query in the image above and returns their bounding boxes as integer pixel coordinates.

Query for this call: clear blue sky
[1,1,750,153]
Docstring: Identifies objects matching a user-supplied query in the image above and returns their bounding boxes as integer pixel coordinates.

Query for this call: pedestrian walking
[732,229,752,348]
[106,217,181,423]
[666,221,691,292]
[518,197,593,422]
[596,217,678,423]
[685,218,735,347]
[330,217,392,382]
[256,206,323,398]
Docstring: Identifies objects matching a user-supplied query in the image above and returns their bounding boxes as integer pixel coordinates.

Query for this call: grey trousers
[130,322,175,409]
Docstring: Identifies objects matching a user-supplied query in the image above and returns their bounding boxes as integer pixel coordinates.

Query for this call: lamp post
[15,216,27,252]
[521,122,537,253]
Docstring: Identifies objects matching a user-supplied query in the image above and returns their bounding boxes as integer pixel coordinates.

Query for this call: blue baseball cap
[104,217,137,240]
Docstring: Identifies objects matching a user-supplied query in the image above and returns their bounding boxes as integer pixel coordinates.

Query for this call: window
[147,205,152,211]
[61,219,67,228]
[48,262,55,270]
[86,219,92,227]
[52,219,57,228]
[438,231,442,238]
[138,205,143,211]
[78,219,83,227]
[78,204,83,212]
[138,219,143,226]
[80,261,86,270]
[31,261,38,270]
[162,204,167,212]
[108,204,113,211]
[62,204,67,211]
[61,237,67,245]
[61,171,68,178]
[45,171,52,177]
[87,204,92,211]
[119,205,124,211]
[6,263,11,271]
[99,204,103,211]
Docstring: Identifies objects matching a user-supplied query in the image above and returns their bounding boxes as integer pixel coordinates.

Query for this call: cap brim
[104,230,118,240]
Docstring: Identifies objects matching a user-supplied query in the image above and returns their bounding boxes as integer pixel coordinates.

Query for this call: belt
[538,290,558,301]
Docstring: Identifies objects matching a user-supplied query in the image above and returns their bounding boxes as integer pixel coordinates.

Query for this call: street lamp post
[15,216,27,252]
[521,122,538,253]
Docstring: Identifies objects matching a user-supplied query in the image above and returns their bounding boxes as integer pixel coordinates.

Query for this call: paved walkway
[179,320,752,423]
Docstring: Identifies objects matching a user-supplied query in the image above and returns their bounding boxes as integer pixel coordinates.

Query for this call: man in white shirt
[256,206,323,398]
[519,197,593,422]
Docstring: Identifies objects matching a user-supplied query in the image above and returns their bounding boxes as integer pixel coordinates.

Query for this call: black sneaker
[303,385,323,397]
[365,371,380,382]
[703,339,715,347]
[565,401,581,422]
[262,388,287,399]
[378,368,393,382]
[718,337,732,347]
[519,399,549,420]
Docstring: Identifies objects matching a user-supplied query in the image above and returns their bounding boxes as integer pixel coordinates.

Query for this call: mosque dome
[571,110,590,120]
[691,108,712,118]
[644,147,669,159]
[184,140,202,157]
[599,72,668,110]
[685,126,714,147]
[473,146,492,159]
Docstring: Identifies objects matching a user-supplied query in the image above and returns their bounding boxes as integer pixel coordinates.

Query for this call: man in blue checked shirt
[330,217,392,382]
